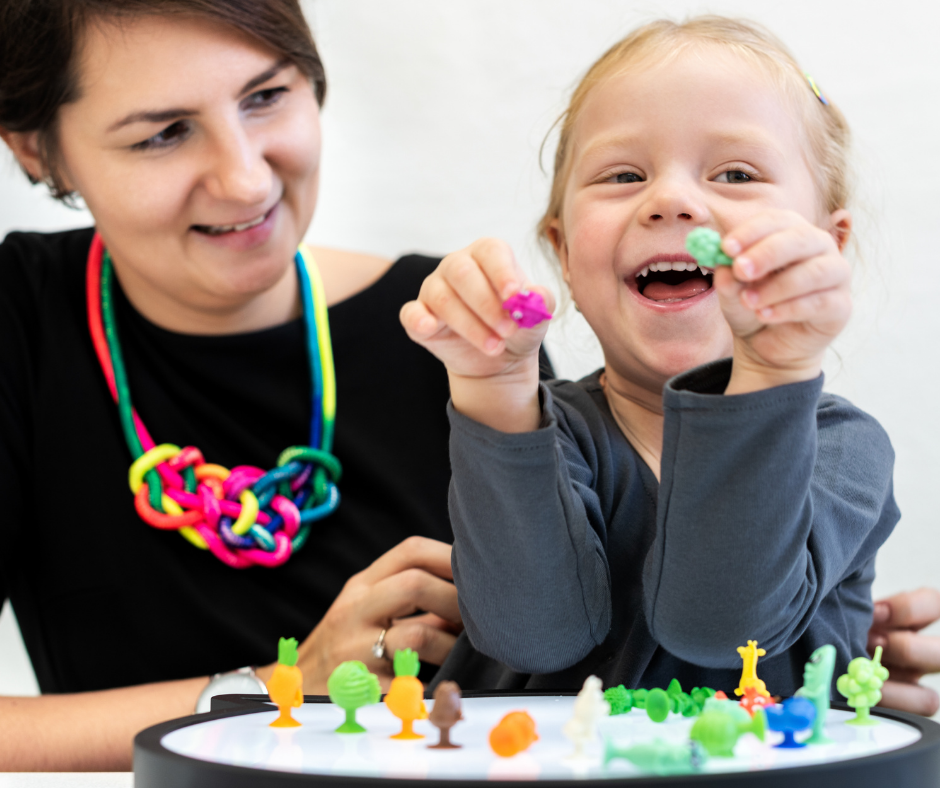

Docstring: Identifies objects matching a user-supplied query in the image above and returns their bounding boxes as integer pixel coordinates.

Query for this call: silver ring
[372,628,388,660]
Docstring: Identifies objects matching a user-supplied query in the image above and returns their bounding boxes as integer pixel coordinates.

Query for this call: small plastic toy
[385,649,428,739]
[795,643,837,744]
[604,685,633,715]
[645,688,670,723]
[603,738,706,776]
[427,681,464,749]
[267,637,303,728]
[685,227,733,268]
[562,675,609,758]
[690,706,766,757]
[735,640,770,698]
[837,645,889,726]
[502,290,552,328]
[489,711,539,757]
[765,697,817,748]
[326,660,381,733]
[740,686,773,716]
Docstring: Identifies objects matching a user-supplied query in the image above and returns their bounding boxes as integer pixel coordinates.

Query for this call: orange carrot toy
[384,648,427,739]
[267,637,304,728]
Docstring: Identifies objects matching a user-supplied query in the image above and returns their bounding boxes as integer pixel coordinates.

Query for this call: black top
[0,227,461,693]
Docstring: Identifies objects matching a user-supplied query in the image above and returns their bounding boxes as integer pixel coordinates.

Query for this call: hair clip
[805,74,829,106]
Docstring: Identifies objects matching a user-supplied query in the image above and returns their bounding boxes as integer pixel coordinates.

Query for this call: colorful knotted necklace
[85,232,341,568]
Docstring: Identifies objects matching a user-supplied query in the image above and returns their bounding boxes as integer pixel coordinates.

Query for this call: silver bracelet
[195,666,268,714]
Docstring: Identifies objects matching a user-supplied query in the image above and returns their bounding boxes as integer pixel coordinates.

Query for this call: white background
[1,0,937,709]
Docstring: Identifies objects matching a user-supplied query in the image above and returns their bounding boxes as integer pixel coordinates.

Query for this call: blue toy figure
[765,697,817,748]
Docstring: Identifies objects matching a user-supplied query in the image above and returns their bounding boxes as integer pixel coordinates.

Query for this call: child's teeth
[636,266,650,278]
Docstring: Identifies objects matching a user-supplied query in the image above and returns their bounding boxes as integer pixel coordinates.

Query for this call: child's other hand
[400,238,554,380]
[714,209,851,395]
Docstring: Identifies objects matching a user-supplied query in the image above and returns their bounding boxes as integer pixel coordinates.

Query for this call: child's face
[552,48,828,393]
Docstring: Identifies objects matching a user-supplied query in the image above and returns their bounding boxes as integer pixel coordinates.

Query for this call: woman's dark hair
[0,0,327,201]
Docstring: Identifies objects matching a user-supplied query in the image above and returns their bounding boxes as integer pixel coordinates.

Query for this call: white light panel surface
[161,696,921,780]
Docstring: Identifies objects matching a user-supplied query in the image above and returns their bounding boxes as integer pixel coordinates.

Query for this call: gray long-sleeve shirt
[439,359,899,697]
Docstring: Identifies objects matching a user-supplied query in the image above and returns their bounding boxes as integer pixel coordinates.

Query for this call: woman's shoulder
[0,226,95,299]
[306,245,440,308]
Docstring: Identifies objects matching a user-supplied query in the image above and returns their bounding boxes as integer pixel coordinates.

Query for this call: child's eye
[244,87,289,110]
[610,172,644,184]
[714,170,753,184]
[132,121,191,151]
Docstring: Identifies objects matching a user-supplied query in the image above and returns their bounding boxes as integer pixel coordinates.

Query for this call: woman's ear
[0,129,46,183]
[828,208,852,252]
[547,218,571,286]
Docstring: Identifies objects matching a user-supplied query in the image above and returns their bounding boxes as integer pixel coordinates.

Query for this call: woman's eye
[245,87,288,110]
[133,121,190,151]
[611,172,643,184]
[715,170,752,184]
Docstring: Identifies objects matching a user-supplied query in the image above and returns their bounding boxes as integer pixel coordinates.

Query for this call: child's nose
[641,178,707,226]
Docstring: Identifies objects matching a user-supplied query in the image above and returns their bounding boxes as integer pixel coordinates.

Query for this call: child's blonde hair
[538,16,852,254]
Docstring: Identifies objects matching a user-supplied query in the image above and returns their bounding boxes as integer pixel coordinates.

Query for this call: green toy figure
[690,706,766,757]
[837,645,890,726]
[685,227,733,268]
[604,738,706,775]
[327,660,381,733]
[795,644,837,743]
[604,685,633,715]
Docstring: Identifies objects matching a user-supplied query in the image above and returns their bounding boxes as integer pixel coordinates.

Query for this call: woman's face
[55,14,322,322]
[553,48,832,394]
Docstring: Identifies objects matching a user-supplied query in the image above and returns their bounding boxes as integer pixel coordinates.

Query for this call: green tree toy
[836,645,889,726]
[327,660,381,733]
[604,685,633,715]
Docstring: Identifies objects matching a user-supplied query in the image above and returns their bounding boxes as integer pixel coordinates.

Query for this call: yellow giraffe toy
[735,640,770,698]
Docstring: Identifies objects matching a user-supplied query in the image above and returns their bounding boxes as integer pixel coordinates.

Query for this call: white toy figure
[562,675,610,759]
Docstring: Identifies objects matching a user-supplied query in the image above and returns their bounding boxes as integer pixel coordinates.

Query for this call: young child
[400,16,899,696]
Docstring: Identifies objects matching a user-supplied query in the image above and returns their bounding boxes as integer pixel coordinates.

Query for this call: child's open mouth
[635,261,713,303]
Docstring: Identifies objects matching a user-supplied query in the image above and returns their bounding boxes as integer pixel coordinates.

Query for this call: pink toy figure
[502,291,552,329]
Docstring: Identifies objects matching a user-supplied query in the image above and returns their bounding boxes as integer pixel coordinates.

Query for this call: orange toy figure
[735,640,770,699]
[267,637,304,728]
[489,711,539,757]
[740,686,773,716]
[385,649,428,739]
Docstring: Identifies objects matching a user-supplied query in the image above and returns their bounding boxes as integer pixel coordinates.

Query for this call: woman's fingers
[360,568,461,625]
[384,619,459,666]
[878,679,940,717]
[355,536,453,586]
[871,630,940,676]
[874,588,940,632]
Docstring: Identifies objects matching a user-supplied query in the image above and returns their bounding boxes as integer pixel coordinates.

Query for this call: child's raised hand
[400,238,554,379]
[713,209,852,395]
[400,238,554,433]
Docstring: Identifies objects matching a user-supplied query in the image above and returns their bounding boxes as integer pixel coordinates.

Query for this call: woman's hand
[257,537,462,694]
[869,587,940,716]
[400,238,554,433]
[713,209,852,395]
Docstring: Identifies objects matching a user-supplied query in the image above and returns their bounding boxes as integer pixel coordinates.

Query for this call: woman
[0,0,469,770]
[0,0,935,772]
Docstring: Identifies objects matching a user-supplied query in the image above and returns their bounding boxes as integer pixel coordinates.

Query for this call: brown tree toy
[427,681,464,749]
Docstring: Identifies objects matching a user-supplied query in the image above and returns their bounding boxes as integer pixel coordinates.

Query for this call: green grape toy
[836,645,889,726]
[685,227,733,268]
